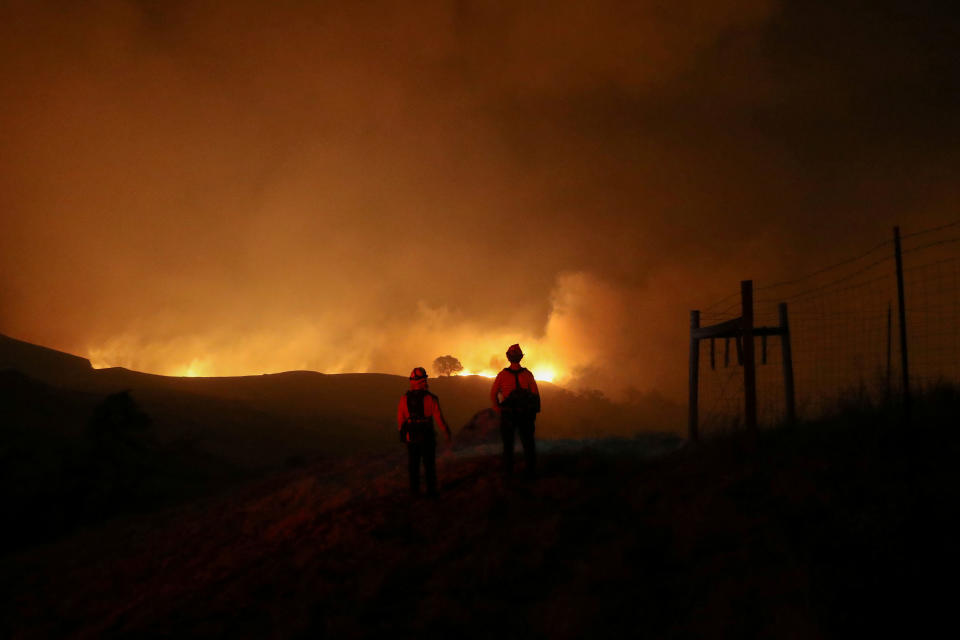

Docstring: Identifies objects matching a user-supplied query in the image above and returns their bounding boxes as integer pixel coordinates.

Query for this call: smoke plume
[1,0,957,398]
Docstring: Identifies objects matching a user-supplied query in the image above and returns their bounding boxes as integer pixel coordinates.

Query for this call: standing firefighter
[398,367,452,497]
[490,344,541,477]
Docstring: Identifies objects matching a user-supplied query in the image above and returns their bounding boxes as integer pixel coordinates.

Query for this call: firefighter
[397,367,452,497]
[490,344,541,477]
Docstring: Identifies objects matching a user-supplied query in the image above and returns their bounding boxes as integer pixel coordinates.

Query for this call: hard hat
[409,367,428,380]
[506,344,524,361]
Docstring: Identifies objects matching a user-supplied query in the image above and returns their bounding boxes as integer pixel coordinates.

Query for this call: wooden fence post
[779,302,796,425]
[689,310,700,442]
[741,280,757,431]
[886,301,892,400]
[694,283,793,432]
[893,226,911,423]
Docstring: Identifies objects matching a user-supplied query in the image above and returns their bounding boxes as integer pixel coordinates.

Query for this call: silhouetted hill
[0,333,682,553]
[0,333,92,386]
[0,334,683,452]
[0,370,247,550]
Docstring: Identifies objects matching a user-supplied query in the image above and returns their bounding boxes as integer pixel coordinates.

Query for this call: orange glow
[5,0,951,409]
[459,363,558,383]
[87,332,569,384]
[180,358,210,378]
[458,369,497,378]
[533,367,557,383]
[80,272,635,389]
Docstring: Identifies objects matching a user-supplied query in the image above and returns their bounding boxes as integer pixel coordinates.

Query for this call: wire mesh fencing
[693,220,960,435]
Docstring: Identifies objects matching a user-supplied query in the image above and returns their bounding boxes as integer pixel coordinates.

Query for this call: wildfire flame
[89,341,565,385]
[458,369,498,378]
[84,311,573,386]
[459,367,558,384]
[533,367,557,383]
[181,358,209,378]
[80,272,619,388]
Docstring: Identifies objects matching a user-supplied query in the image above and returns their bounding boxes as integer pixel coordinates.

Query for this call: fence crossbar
[693,318,787,341]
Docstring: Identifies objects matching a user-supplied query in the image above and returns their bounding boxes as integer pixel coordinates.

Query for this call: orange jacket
[397,379,451,439]
[490,366,540,412]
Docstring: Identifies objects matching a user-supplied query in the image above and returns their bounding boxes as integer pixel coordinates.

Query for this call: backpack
[401,390,435,444]
[499,368,540,416]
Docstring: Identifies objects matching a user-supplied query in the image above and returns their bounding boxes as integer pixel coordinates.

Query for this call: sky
[1,0,958,398]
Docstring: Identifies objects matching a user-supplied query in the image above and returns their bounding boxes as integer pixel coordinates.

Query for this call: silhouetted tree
[87,390,151,442]
[433,355,464,377]
[81,390,155,511]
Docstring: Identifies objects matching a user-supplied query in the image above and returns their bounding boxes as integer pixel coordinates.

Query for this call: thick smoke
[1,1,958,398]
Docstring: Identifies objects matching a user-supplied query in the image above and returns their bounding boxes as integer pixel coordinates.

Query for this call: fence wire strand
[695,221,960,434]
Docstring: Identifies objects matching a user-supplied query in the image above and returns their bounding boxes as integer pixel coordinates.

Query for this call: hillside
[3,406,958,638]
[0,333,94,386]
[12,335,956,636]
[0,333,683,449]
[0,333,681,552]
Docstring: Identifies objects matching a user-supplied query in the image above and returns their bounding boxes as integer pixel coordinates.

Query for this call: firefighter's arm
[490,375,502,412]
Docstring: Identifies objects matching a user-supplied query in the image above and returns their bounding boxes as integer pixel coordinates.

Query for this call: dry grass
[4,391,959,638]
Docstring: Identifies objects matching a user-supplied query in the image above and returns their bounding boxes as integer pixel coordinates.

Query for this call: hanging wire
[902,237,960,255]
[763,257,893,305]
[702,289,744,313]
[701,218,958,313]
[757,238,892,293]
[901,218,960,240]
[902,255,960,274]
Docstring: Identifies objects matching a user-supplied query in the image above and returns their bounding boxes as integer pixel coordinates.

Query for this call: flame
[74,266,644,394]
[533,367,557,383]
[84,315,573,384]
[80,273,611,385]
[457,369,497,378]
[180,358,209,378]
[88,339,568,383]
[458,364,557,383]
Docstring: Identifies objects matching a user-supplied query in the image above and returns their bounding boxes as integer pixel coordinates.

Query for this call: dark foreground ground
[3,402,959,639]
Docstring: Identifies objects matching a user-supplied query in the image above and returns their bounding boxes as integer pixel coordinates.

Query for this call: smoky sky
[1,0,958,397]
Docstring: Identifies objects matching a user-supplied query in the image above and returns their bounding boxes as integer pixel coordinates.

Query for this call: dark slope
[79,368,678,443]
[0,370,106,547]
[0,333,681,554]
[1,334,401,462]
[4,408,958,639]
[0,332,682,476]
[0,332,682,447]
[0,371,252,550]
[0,333,93,386]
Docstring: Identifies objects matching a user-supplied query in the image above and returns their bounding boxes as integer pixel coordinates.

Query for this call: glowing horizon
[88,343,567,385]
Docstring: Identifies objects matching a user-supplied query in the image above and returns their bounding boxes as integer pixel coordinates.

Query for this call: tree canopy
[433,355,463,377]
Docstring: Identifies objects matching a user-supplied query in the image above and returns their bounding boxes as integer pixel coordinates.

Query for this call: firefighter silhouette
[490,344,541,477]
[397,367,452,496]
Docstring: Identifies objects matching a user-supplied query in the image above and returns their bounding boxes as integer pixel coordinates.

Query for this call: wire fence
[695,220,960,434]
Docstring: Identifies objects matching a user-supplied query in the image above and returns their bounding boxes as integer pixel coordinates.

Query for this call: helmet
[506,344,524,362]
[409,367,428,380]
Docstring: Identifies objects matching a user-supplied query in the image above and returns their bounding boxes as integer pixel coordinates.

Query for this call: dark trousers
[500,413,536,476]
[407,435,437,495]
